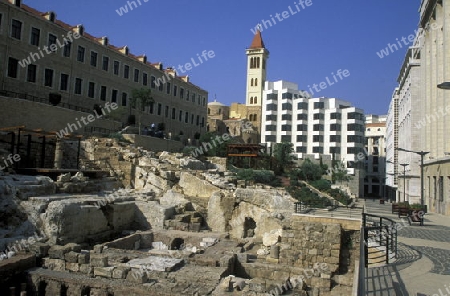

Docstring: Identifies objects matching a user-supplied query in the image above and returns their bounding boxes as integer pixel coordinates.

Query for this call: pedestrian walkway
[363,199,450,296]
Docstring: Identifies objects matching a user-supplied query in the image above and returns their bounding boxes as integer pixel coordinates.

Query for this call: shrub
[309,179,332,192]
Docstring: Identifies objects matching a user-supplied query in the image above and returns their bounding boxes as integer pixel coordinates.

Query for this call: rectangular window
[296,146,307,153]
[191,114,194,124]
[149,102,154,114]
[266,115,277,121]
[185,111,189,123]
[297,114,307,120]
[113,61,119,75]
[313,147,324,153]
[313,124,324,131]
[60,74,69,91]
[282,103,292,111]
[88,82,95,98]
[179,110,183,121]
[134,69,139,82]
[77,46,85,62]
[111,89,118,103]
[330,135,341,142]
[74,78,82,94]
[192,92,196,103]
[329,147,341,154]
[48,34,57,51]
[296,135,307,142]
[266,103,277,111]
[30,27,40,46]
[196,115,200,126]
[167,82,171,95]
[102,56,109,71]
[44,68,53,87]
[330,124,341,131]
[63,41,71,57]
[11,19,22,39]
[165,106,169,118]
[157,103,162,116]
[122,92,127,106]
[265,135,276,142]
[151,76,156,88]
[265,125,276,131]
[281,125,291,131]
[171,107,176,120]
[267,93,278,101]
[282,92,293,99]
[313,135,323,142]
[186,90,190,101]
[281,135,291,142]
[174,85,178,97]
[90,51,98,67]
[180,88,184,99]
[7,57,18,78]
[297,124,307,131]
[313,113,324,120]
[100,86,107,101]
[281,114,292,121]
[297,102,308,110]
[143,73,148,86]
[314,102,324,109]
[330,112,342,120]
[27,64,37,82]
[124,65,129,79]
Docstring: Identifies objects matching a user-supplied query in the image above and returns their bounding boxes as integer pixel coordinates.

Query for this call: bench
[408,210,425,226]
[398,206,410,218]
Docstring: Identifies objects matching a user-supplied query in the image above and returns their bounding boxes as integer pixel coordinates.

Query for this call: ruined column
[54,139,63,169]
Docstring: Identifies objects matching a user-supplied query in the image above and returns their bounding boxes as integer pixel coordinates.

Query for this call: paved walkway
[363,199,450,296]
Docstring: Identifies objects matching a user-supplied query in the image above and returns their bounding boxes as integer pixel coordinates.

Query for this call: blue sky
[29,0,420,115]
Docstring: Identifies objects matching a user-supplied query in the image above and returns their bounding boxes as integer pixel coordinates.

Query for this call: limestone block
[94,266,115,278]
[78,251,90,264]
[207,191,235,232]
[179,172,220,206]
[80,264,94,276]
[65,262,80,272]
[112,266,130,279]
[48,245,72,259]
[126,268,148,283]
[42,258,65,271]
[29,242,50,257]
[64,251,79,263]
[90,254,108,267]
[180,158,206,170]
[263,229,282,247]
[236,253,248,263]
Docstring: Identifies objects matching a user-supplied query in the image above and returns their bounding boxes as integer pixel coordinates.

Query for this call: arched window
[250,97,254,104]
[253,114,257,121]
[255,78,258,86]
[256,57,260,68]
[254,97,257,104]
[250,57,254,69]
[251,78,254,86]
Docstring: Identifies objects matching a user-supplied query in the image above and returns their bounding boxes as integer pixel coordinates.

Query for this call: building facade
[261,80,365,167]
[385,88,399,202]
[0,0,207,140]
[418,0,450,215]
[364,115,386,198]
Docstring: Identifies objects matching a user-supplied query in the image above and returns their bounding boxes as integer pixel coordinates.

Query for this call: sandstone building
[0,0,207,140]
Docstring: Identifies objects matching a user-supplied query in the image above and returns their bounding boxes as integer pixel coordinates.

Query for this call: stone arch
[170,237,185,250]
[81,287,91,296]
[243,217,257,238]
[38,281,47,296]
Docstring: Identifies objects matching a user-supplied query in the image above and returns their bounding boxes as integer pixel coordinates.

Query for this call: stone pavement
[363,199,450,296]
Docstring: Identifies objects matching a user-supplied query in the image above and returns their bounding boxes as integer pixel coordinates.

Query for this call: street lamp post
[399,163,409,202]
[396,148,430,206]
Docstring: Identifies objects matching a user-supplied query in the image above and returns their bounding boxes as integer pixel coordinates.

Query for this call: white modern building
[385,89,399,202]
[364,115,387,198]
[261,80,365,173]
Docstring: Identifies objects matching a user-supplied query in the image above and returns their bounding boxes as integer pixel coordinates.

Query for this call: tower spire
[249,29,265,49]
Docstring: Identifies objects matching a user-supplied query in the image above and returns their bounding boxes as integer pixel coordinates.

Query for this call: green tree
[236,169,254,187]
[299,158,323,181]
[273,142,295,175]
[330,160,352,184]
[131,88,154,134]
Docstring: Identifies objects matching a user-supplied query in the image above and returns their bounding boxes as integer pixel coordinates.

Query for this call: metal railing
[362,213,397,266]
[0,90,92,113]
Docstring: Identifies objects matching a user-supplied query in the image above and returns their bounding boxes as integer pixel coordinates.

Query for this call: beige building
[418,0,450,215]
[364,115,386,198]
[0,0,207,140]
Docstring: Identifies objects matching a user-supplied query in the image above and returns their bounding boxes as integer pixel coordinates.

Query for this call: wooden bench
[408,210,425,226]
[398,206,410,218]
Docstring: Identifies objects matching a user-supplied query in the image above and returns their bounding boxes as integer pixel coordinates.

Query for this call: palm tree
[130,88,154,135]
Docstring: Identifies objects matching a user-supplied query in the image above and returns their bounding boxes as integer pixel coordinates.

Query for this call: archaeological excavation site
[0,137,361,296]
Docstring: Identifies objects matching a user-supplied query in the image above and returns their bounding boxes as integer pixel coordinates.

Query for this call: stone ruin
[0,138,360,295]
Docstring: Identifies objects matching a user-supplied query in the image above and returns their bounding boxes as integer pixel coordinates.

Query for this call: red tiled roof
[249,30,265,49]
